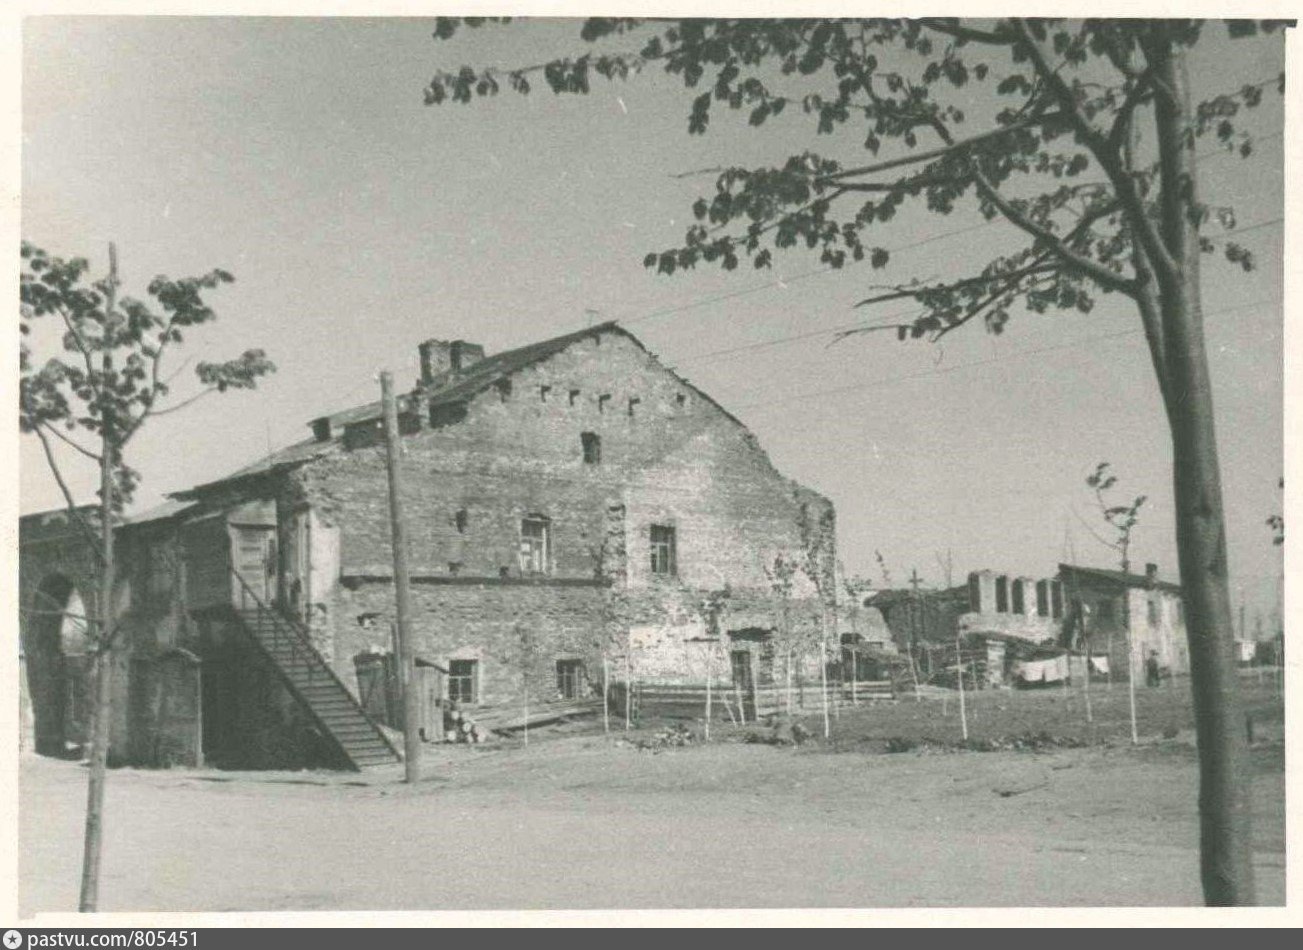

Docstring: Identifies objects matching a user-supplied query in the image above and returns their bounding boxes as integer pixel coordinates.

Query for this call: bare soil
[19,676,1285,914]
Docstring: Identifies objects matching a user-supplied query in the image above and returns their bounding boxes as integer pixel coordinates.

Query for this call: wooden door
[232,526,277,604]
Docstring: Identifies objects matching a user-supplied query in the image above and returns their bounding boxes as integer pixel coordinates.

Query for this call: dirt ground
[19,676,1285,914]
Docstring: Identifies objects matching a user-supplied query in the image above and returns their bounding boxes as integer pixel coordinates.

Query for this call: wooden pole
[381,371,421,782]
[602,655,610,733]
[955,635,968,741]
[785,648,793,717]
[1083,647,1094,724]
[80,242,118,913]
[851,646,858,706]
[705,646,712,741]
[624,651,631,731]
[1128,638,1139,745]
[819,639,830,738]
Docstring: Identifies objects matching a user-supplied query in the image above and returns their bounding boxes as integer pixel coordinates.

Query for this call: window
[146,542,172,600]
[495,378,513,401]
[1051,581,1064,619]
[1175,600,1184,625]
[540,385,551,402]
[627,396,641,417]
[454,508,468,533]
[598,394,611,413]
[995,576,1009,613]
[447,561,462,576]
[519,517,551,574]
[556,659,586,700]
[675,393,687,408]
[1096,598,1116,624]
[650,524,677,576]
[581,432,601,465]
[1147,599,1161,627]
[1011,581,1026,615]
[1036,580,1050,617]
[448,659,477,704]
[569,388,580,406]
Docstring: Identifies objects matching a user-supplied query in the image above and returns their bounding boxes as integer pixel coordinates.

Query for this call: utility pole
[381,371,421,782]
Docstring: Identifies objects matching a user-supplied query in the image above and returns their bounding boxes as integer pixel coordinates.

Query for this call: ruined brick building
[19,324,837,769]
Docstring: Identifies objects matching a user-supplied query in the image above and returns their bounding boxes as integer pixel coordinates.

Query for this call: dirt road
[19,723,1284,913]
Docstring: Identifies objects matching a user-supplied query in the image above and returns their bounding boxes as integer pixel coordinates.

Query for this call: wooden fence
[634,679,895,723]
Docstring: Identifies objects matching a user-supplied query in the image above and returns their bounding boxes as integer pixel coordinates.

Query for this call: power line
[723,295,1281,413]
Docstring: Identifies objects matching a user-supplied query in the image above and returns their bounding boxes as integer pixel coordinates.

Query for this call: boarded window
[650,524,677,576]
[556,659,585,700]
[519,517,550,575]
[581,432,601,465]
[448,659,477,704]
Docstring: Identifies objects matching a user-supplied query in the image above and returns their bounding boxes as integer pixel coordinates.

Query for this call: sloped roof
[1058,563,1182,594]
[177,321,748,499]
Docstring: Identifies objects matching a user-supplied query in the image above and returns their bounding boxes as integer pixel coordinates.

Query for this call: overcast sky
[20,17,1287,626]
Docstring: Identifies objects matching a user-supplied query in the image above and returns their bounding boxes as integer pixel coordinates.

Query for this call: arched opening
[24,574,92,757]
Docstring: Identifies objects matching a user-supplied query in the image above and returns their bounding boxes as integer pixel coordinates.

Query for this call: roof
[178,321,748,498]
[121,498,198,526]
[1058,563,1182,594]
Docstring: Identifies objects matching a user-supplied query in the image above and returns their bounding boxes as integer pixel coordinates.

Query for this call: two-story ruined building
[19,323,837,770]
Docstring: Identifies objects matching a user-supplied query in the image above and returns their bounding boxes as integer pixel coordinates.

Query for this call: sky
[19,16,1288,628]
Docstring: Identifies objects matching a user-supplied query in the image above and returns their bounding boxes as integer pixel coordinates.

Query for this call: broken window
[556,659,586,700]
[581,432,601,465]
[448,659,477,704]
[995,576,1009,613]
[649,524,677,576]
[519,517,551,575]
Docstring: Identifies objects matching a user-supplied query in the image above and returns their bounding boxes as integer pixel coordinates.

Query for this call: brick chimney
[418,339,485,385]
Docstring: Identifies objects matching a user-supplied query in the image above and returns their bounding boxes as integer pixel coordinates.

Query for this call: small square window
[448,561,463,576]
[448,659,478,704]
[650,524,677,576]
[675,393,687,408]
[556,659,586,700]
[581,432,601,465]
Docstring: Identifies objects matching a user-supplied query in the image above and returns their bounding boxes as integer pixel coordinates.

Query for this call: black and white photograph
[9,4,1297,922]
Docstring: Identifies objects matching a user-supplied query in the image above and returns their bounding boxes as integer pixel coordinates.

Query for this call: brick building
[19,323,837,769]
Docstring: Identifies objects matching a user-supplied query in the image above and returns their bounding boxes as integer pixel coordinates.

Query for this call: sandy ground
[19,680,1285,913]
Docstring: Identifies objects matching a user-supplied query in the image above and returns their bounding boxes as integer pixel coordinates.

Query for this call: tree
[1084,461,1147,572]
[19,241,275,911]
[422,16,1287,906]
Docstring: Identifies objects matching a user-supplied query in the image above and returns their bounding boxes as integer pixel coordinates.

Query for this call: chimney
[1145,562,1158,586]
[310,417,332,443]
[418,339,485,385]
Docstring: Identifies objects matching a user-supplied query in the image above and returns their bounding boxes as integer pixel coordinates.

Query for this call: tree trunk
[1151,35,1256,906]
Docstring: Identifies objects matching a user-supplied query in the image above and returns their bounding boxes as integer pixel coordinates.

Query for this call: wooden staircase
[230,570,401,770]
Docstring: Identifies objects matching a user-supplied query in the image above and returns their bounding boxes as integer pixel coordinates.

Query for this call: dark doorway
[24,574,91,758]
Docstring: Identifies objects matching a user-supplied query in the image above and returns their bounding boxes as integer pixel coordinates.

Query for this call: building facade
[19,324,838,769]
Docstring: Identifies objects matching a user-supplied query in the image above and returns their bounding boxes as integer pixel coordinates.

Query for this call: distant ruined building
[19,324,839,770]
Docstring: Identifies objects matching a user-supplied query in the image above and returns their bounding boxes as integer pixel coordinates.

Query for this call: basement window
[448,659,478,704]
[556,659,586,700]
[650,524,677,576]
[581,432,601,465]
